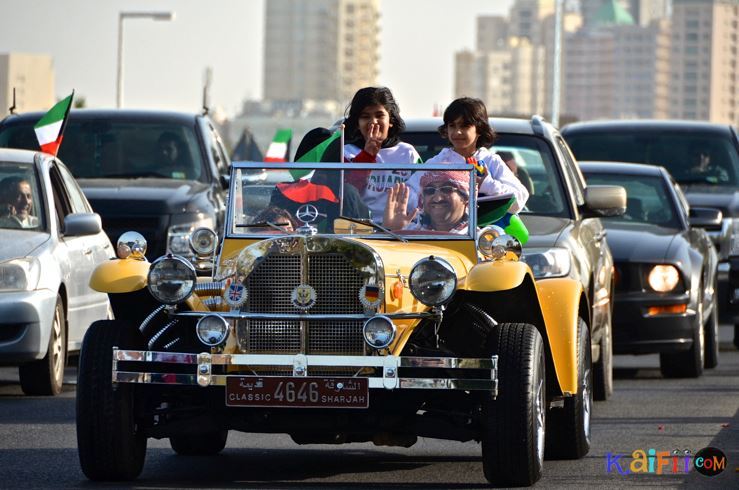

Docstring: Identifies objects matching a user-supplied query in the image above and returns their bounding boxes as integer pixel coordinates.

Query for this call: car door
[555,136,612,343]
[50,162,111,346]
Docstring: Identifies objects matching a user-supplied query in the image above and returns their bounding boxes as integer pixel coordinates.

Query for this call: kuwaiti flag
[290,128,342,180]
[264,128,292,162]
[34,92,74,157]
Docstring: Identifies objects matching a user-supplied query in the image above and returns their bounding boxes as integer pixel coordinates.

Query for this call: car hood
[681,185,739,217]
[0,230,49,261]
[520,215,570,248]
[602,223,676,262]
[77,178,211,216]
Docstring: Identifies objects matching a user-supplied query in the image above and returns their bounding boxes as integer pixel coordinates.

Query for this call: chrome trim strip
[173,311,438,321]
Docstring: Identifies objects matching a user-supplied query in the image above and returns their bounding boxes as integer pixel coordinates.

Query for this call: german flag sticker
[359,284,382,309]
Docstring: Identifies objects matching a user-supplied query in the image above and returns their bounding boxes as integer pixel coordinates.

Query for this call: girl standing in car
[426,97,529,212]
[342,86,422,222]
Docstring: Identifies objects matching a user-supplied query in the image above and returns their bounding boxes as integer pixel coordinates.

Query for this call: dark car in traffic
[402,117,625,403]
[580,162,720,377]
[562,120,739,349]
[0,109,231,269]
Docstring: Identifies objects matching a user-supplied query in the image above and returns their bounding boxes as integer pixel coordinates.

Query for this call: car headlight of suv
[0,257,41,291]
[520,247,571,279]
[147,255,197,304]
[647,264,680,292]
[409,256,457,306]
[167,214,216,257]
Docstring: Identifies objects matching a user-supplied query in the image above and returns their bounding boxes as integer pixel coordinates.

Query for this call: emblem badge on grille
[291,284,317,311]
[359,284,383,309]
[223,280,248,308]
[296,204,319,224]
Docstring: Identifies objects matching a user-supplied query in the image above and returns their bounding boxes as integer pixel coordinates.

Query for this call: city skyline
[0,0,513,118]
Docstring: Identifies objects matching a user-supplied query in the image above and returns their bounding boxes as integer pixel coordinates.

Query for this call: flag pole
[339,123,345,215]
[56,90,75,157]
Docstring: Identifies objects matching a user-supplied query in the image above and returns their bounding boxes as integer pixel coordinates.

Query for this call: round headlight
[147,255,197,304]
[362,316,396,349]
[409,256,457,306]
[117,231,147,260]
[477,225,504,260]
[648,264,680,292]
[196,315,230,346]
[190,227,218,256]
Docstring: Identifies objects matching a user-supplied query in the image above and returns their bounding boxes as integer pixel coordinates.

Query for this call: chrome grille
[244,320,300,353]
[238,319,365,355]
[245,254,301,313]
[309,253,365,314]
[308,320,365,354]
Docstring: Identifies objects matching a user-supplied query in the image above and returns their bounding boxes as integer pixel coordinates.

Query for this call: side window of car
[672,179,690,221]
[49,165,74,230]
[56,161,91,213]
[208,123,230,175]
[556,136,585,206]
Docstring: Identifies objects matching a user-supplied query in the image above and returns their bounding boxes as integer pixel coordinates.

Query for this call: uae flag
[264,128,293,162]
[34,92,74,157]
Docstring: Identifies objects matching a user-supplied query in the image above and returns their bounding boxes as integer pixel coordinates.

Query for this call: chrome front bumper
[112,349,498,395]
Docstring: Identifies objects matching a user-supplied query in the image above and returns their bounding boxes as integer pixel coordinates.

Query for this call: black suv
[0,109,231,267]
[402,116,622,401]
[561,120,739,348]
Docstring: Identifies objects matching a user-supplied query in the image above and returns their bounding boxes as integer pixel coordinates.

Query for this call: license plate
[225,376,369,408]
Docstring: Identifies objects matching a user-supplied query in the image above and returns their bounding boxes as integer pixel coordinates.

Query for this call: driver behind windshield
[383,170,470,234]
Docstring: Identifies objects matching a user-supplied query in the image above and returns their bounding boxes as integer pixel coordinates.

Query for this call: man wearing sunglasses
[384,170,469,234]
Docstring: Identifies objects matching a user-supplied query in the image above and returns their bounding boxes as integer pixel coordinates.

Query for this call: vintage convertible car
[76,162,624,486]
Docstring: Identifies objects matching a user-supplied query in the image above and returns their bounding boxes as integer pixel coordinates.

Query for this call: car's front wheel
[170,431,228,455]
[76,320,146,481]
[545,317,592,459]
[481,323,545,487]
[19,295,66,396]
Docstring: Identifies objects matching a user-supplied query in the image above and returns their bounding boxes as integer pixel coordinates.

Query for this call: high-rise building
[263,0,380,105]
[670,0,739,124]
[627,0,671,25]
[510,0,557,44]
[0,53,55,114]
[477,16,509,50]
[582,0,633,27]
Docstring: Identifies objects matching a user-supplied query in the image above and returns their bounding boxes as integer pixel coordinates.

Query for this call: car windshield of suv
[402,132,569,218]
[0,161,46,231]
[583,172,680,229]
[0,120,204,181]
[565,131,739,187]
[230,163,477,240]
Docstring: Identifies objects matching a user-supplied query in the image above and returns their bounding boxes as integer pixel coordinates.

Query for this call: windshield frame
[226,161,478,241]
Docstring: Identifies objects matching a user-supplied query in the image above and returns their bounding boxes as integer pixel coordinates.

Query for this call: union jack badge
[359,284,383,309]
[291,284,317,311]
[223,282,248,308]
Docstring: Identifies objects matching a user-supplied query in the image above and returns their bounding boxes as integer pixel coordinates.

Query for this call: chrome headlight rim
[409,256,457,307]
[362,315,396,349]
[647,264,680,293]
[189,227,218,256]
[146,254,197,305]
[196,314,230,347]
[477,225,504,260]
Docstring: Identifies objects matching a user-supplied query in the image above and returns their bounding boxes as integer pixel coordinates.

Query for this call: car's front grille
[241,319,365,355]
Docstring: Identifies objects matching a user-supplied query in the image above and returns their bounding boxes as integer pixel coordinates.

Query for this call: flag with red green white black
[34,91,74,157]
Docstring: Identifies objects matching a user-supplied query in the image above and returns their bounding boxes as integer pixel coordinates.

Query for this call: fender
[536,277,583,395]
[464,260,532,292]
[89,259,149,293]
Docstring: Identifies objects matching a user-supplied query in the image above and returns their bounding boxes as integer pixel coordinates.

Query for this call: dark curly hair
[438,97,496,149]
[344,87,405,148]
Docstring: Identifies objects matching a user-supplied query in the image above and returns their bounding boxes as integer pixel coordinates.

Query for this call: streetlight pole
[116,11,175,108]
[551,0,563,128]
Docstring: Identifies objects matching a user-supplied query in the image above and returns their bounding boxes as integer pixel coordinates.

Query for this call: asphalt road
[0,327,737,489]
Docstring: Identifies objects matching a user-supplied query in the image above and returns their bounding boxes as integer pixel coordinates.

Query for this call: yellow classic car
[75,162,625,486]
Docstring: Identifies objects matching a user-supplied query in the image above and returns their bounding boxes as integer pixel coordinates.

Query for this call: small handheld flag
[34,91,74,157]
[264,128,293,162]
[465,156,487,177]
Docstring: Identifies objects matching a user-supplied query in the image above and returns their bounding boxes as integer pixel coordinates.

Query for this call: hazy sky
[0,0,513,118]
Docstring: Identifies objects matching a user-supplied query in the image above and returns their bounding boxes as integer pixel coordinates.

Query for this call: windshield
[0,160,46,231]
[583,172,680,229]
[565,131,739,187]
[0,119,205,181]
[229,163,478,240]
[402,131,569,218]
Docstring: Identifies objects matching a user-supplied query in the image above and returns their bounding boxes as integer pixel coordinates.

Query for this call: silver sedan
[0,148,113,395]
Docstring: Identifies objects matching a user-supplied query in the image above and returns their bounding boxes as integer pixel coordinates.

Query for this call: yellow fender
[536,277,582,396]
[89,259,149,293]
[463,260,531,292]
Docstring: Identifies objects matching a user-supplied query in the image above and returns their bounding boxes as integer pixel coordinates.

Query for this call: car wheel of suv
[170,431,228,455]
[704,295,719,369]
[545,317,592,460]
[481,323,545,487]
[593,317,613,401]
[19,295,66,396]
[76,320,146,481]
[660,294,704,378]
